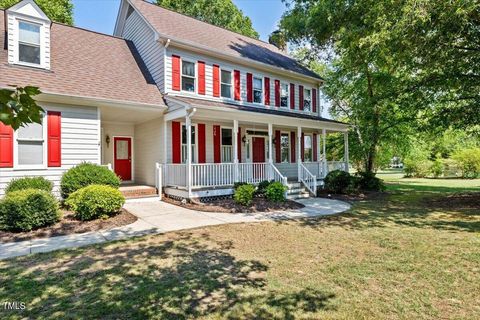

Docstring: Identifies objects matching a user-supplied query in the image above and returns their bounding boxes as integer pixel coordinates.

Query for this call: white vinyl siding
[134,117,164,186]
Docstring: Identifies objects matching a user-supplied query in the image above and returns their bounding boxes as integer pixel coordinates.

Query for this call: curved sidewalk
[0,198,350,260]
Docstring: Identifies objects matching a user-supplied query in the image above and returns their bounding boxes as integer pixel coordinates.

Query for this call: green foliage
[0,189,60,232]
[404,159,433,178]
[6,177,53,194]
[430,159,444,178]
[155,0,258,38]
[265,182,287,203]
[67,185,125,221]
[0,86,43,130]
[268,30,287,51]
[233,184,255,206]
[353,172,386,192]
[60,163,121,199]
[452,148,480,178]
[255,180,273,197]
[324,170,352,194]
[233,182,249,191]
[0,0,73,25]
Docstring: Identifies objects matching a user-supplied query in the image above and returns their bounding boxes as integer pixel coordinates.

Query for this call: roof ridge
[133,0,288,55]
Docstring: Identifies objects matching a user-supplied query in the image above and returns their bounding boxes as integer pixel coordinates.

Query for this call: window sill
[13,61,45,70]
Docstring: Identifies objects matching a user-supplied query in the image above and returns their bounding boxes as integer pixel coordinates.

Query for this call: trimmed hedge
[66,185,125,221]
[233,184,256,206]
[0,189,61,232]
[61,163,121,199]
[5,177,53,194]
[255,180,273,197]
[324,170,352,194]
[265,181,287,202]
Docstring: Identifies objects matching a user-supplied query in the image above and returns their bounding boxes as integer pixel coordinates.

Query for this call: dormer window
[18,21,41,65]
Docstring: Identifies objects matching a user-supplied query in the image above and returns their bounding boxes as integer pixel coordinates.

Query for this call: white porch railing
[238,162,269,184]
[164,164,187,187]
[303,162,325,179]
[155,162,163,200]
[299,163,317,196]
[327,161,348,173]
[192,163,236,188]
[271,163,288,185]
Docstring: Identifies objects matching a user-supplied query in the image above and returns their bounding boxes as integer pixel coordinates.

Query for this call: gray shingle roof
[128,0,322,80]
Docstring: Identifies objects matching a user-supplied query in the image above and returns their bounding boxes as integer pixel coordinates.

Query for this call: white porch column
[163,119,168,164]
[268,123,273,180]
[233,119,239,182]
[344,131,349,172]
[322,128,327,177]
[297,126,302,182]
[186,116,192,198]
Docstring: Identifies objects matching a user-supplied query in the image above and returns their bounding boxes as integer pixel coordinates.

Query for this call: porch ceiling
[100,104,165,124]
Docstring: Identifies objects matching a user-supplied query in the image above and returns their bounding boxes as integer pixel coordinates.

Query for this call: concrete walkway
[0,198,350,260]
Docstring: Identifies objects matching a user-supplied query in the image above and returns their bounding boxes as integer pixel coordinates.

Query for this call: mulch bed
[163,196,305,213]
[0,209,137,243]
[316,189,387,202]
[423,192,480,210]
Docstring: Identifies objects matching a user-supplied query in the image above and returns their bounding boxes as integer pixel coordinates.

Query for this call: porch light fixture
[106,135,110,147]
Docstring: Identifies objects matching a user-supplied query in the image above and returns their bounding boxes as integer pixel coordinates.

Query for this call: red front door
[252,137,265,163]
[114,137,132,181]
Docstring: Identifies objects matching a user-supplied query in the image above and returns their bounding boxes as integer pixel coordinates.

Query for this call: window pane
[18,141,43,165]
[221,70,231,83]
[221,84,231,98]
[182,125,195,144]
[182,77,195,92]
[304,135,312,149]
[182,61,195,76]
[253,90,262,103]
[18,122,43,140]
[115,140,129,160]
[221,128,232,145]
[19,43,40,64]
[253,78,262,90]
[280,97,288,108]
[19,22,40,44]
[281,134,289,163]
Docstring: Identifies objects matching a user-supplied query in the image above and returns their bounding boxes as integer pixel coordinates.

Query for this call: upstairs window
[253,77,263,103]
[18,21,40,65]
[181,60,196,92]
[17,121,44,166]
[221,128,233,162]
[280,83,289,108]
[303,88,312,112]
[221,70,232,98]
[281,133,290,163]
[181,124,196,163]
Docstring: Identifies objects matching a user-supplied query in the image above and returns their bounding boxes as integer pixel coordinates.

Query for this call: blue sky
[72,0,287,41]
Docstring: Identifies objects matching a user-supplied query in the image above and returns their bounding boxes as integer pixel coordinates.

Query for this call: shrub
[430,159,444,178]
[61,163,121,199]
[265,182,287,202]
[354,172,386,192]
[324,170,352,194]
[233,182,249,191]
[233,184,255,206]
[255,180,273,197]
[452,148,480,178]
[442,158,462,177]
[0,189,60,232]
[67,185,125,221]
[403,159,432,178]
[6,177,53,194]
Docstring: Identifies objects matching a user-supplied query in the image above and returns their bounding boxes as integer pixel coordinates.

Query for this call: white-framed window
[304,134,313,162]
[221,128,233,162]
[15,118,46,168]
[181,124,196,163]
[181,60,196,92]
[18,20,41,65]
[253,76,263,103]
[303,88,312,112]
[221,69,232,98]
[280,83,289,108]
[281,133,290,163]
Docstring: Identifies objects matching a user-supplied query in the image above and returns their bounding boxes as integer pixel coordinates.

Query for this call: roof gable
[6,0,50,21]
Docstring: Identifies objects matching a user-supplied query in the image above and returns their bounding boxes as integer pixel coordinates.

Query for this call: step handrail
[299,163,317,196]
[270,163,288,186]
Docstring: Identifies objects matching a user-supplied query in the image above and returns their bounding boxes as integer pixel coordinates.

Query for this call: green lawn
[0,177,479,319]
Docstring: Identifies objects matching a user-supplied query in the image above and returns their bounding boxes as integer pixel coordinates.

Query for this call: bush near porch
[234,181,287,206]
[324,170,386,194]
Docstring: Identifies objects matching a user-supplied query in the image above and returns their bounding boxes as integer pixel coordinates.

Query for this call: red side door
[114,137,132,181]
[252,137,265,163]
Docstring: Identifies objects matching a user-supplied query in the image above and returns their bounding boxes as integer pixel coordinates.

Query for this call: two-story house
[0,0,349,200]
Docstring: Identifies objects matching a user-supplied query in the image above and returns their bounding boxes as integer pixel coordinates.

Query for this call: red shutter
[213,64,220,97]
[213,125,221,163]
[299,85,304,111]
[234,70,241,100]
[301,132,305,162]
[47,111,61,167]
[198,61,205,95]
[274,80,280,107]
[246,73,253,103]
[275,130,281,163]
[237,127,242,163]
[0,123,13,168]
[198,123,206,163]
[172,121,181,163]
[290,131,296,163]
[312,88,317,113]
[313,133,318,161]
[172,55,181,91]
[264,77,270,105]
[290,83,295,109]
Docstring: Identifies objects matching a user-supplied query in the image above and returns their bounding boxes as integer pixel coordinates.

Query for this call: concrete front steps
[286,182,312,200]
[119,185,158,199]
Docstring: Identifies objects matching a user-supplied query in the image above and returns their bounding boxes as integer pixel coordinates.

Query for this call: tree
[269,30,287,51]
[155,0,259,38]
[0,0,74,25]
[0,86,43,130]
